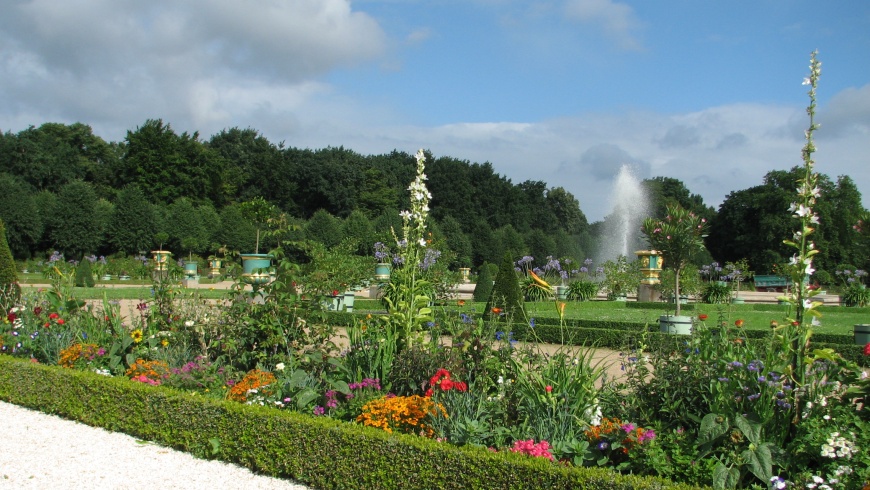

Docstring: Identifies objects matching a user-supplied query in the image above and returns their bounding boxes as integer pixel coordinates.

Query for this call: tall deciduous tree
[117,119,229,205]
[50,180,101,258]
[0,173,43,259]
[107,185,156,254]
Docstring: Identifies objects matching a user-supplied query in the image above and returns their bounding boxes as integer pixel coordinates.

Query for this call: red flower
[454,382,467,392]
[440,379,454,391]
[864,342,870,356]
[57,319,65,325]
[6,313,15,322]
[491,307,502,315]
[49,312,59,320]
[33,307,42,316]
[332,290,339,297]
[425,388,434,397]
[698,314,708,321]
[734,319,745,327]
[545,385,553,393]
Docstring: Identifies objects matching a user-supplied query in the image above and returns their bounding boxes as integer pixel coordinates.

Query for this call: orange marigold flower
[227,369,277,403]
[734,319,745,327]
[698,314,708,321]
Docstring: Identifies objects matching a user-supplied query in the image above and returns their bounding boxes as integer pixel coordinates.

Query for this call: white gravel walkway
[0,401,315,489]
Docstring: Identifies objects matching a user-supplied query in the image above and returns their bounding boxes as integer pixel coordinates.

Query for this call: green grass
[356,298,866,336]
[20,285,229,301]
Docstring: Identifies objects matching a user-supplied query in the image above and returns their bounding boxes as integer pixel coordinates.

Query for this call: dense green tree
[207,127,282,207]
[525,229,557,267]
[438,216,473,268]
[0,173,43,259]
[290,147,364,218]
[93,199,114,255]
[106,186,156,254]
[117,119,229,205]
[491,225,526,263]
[216,204,255,253]
[546,187,589,235]
[643,176,713,220]
[50,180,101,258]
[305,209,344,249]
[342,209,375,256]
[357,167,400,218]
[167,198,209,258]
[0,123,117,195]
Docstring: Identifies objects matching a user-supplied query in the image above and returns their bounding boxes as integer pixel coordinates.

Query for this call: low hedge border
[0,356,701,490]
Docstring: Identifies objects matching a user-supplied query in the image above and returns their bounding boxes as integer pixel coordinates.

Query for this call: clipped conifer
[484,252,525,322]
[0,219,19,301]
[472,262,493,302]
[75,256,95,287]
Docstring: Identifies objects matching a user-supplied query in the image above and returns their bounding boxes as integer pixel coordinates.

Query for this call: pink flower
[509,439,554,460]
[545,385,552,393]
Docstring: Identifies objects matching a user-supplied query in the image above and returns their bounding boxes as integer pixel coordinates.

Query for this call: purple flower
[313,406,325,416]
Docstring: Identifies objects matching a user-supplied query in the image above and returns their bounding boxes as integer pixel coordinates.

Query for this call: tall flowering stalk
[779,51,823,394]
[382,149,434,353]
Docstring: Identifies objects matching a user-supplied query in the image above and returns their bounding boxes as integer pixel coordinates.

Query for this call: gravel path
[0,401,314,490]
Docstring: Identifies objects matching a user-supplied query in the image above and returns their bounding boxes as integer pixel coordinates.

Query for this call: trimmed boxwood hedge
[0,356,702,490]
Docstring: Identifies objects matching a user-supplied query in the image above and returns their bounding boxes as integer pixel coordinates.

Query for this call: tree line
[0,120,867,279]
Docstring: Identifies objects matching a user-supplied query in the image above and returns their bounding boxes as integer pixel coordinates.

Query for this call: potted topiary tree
[642,204,708,334]
[239,197,276,288]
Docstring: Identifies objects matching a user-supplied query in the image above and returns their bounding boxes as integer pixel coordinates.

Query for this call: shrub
[0,218,18,290]
[472,262,493,302]
[701,281,731,304]
[485,252,525,322]
[567,280,599,301]
[75,255,95,287]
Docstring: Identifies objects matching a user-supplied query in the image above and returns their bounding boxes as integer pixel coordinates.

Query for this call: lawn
[356,298,868,336]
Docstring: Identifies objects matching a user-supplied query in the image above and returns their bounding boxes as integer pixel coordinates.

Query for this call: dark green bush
[75,256,95,287]
[484,253,525,322]
[472,262,493,302]
[0,356,701,490]
[567,280,599,301]
[0,218,17,287]
[701,282,731,304]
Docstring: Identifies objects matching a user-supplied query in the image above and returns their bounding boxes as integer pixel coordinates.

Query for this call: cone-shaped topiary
[75,256,95,288]
[484,252,525,322]
[472,262,493,303]
[0,218,20,301]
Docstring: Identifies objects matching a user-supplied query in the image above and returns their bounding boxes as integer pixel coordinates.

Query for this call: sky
[1,0,868,222]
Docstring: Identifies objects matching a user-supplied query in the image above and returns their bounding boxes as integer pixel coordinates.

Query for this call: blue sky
[1,0,868,221]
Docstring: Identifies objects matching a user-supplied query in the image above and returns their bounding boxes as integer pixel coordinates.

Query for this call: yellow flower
[160,338,169,347]
[131,329,143,343]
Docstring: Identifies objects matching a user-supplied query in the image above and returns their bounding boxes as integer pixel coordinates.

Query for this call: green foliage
[642,204,708,315]
[472,262,494,302]
[107,185,156,254]
[600,255,641,300]
[842,284,870,307]
[50,180,102,258]
[485,253,525,321]
[701,282,731,304]
[567,280,599,301]
[0,218,19,289]
[74,256,95,288]
[0,357,694,490]
[305,209,344,248]
[0,173,43,259]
